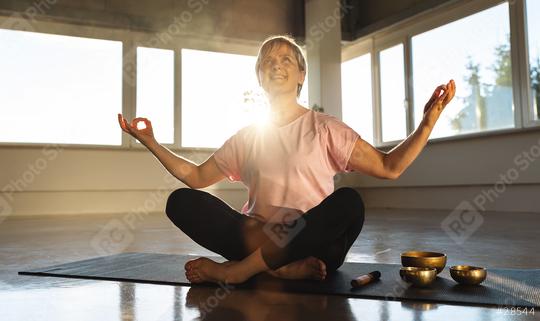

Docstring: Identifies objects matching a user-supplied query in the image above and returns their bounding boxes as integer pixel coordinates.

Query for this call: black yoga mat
[19,252,540,308]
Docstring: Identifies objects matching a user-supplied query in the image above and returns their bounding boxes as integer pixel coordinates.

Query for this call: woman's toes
[185,258,205,273]
[187,272,202,283]
[184,259,206,283]
[183,257,240,284]
[314,259,326,280]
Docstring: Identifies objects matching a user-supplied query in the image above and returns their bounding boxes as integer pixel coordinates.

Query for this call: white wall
[0,147,248,217]
[2,127,539,218]
[336,129,540,212]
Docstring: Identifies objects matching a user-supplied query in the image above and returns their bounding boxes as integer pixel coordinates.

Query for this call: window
[0,29,122,145]
[526,0,540,121]
[341,53,374,145]
[136,47,174,144]
[412,3,513,138]
[380,44,407,142]
[181,49,262,148]
[298,78,309,108]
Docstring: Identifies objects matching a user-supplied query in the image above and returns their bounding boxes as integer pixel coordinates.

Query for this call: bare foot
[185,257,248,284]
[269,257,327,280]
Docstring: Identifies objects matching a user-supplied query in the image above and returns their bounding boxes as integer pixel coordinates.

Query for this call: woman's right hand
[118,113,156,145]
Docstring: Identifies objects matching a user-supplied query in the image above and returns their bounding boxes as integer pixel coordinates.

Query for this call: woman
[118,35,455,285]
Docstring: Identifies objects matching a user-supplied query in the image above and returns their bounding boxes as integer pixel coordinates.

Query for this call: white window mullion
[509,0,527,128]
[404,36,415,135]
[372,45,383,147]
[523,0,540,126]
[379,43,407,144]
[123,38,137,148]
[175,49,182,148]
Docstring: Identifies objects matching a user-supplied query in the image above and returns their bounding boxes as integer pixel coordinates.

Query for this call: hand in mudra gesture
[422,79,456,129]
[117,113,156,145]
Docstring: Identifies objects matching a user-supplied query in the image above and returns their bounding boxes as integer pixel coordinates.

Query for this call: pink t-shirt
[213,109,360,223]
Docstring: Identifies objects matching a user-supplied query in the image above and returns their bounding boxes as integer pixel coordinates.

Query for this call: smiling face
[256,38,306,98]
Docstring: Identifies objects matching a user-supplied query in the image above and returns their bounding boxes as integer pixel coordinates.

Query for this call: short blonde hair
[255,35,307,97]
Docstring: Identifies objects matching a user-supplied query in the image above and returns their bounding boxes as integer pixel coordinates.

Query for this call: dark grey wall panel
[0,0,305,42]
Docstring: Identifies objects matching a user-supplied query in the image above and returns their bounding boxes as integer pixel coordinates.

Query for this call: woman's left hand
[422,79,456,129]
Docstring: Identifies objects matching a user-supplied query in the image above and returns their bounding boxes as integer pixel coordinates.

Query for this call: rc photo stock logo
[90,219,135,256]
[89,172,181,256]
[441,200,484,246]
[442,136,540,245]
[263,208,306,249]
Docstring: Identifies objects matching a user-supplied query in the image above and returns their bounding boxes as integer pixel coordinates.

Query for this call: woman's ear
[299,70,306,86]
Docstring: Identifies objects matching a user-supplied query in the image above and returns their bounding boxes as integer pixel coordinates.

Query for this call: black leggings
[165,187,365,272]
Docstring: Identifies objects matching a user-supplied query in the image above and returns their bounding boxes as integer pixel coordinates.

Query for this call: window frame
[0,15,260,151]
[178,47,262,150]
[0,15,128,149]
[520,0,540,127]
[2,0,538,150]
[341,39,377,145]
[129,33,260,152]
[342,0,540,148]
[375,39,409,146]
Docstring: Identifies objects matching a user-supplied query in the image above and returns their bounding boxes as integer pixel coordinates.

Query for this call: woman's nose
[271,61,282,70]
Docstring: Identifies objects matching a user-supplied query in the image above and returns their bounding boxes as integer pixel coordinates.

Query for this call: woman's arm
[347,80,456,179]
[118,114,225,188]
[142,138,200,187]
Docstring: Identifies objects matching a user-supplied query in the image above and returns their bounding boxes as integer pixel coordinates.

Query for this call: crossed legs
[165,187,365,284]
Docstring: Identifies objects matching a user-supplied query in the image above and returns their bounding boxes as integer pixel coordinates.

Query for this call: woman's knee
[333,187,365,216]
[165,188,198,218]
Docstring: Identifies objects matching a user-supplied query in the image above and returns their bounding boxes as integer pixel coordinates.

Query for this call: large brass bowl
[401,251,447,274]
[450,265,487,285]
[400,267,437,287]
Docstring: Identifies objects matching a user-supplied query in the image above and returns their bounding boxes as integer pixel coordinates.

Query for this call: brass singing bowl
[450,265,487,285]
[401,251,447,274]
[400,267,437,287]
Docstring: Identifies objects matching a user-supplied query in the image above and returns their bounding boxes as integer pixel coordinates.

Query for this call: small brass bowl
[401,251,447,274]
[450,265,487,285]
[400,267,437,287]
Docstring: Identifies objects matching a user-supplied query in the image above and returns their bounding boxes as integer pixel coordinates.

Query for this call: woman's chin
[264,87,296,98]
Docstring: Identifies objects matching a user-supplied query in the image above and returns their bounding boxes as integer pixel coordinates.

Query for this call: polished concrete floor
[1,208,539,321]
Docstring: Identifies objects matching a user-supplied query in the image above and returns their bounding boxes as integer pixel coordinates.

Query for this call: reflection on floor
[1,208,539,321]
